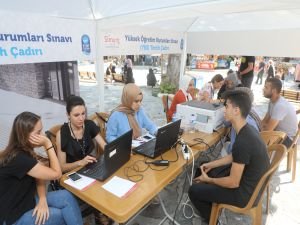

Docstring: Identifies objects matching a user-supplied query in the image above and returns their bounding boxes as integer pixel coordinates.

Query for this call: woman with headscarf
[106,83,157,142]
[167,75,195,122]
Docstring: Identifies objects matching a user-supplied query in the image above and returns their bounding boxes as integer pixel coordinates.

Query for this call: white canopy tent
[2,0,300,56]
[1,0,300,110]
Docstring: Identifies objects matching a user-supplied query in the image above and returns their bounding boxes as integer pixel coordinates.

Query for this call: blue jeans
[13,190,83,225]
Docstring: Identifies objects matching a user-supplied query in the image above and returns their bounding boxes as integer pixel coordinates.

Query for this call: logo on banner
[104,35,120,48]
[81,35,91,55]
[180,39,184,50]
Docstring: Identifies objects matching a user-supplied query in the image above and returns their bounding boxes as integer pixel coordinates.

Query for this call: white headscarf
[179,75,194,101]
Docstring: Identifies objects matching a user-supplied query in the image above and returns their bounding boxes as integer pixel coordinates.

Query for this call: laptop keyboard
[78,157,105,179]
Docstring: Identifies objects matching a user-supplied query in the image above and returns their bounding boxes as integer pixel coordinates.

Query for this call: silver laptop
[132,119,181,158]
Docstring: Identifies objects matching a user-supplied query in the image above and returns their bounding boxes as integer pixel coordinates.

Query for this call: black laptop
[132,119,181,158]
[77,129,133,181]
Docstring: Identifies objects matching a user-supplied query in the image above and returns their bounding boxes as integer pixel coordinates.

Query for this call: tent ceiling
[2,0,300,32]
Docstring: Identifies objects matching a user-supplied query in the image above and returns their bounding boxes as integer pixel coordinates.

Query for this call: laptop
[132,119,181,158]
[77,129,133,181]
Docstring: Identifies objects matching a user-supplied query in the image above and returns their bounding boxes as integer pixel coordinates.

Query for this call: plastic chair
[209,144,286,225]
[88,112,109,139]
[286,120,300,182]
[161,94,174,123]
[259,130,286,214]
[260,130,286,147]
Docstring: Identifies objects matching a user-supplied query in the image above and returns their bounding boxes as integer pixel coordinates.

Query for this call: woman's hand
[29,134,52,149]
[32,197,49,225]
[79,155,97,167]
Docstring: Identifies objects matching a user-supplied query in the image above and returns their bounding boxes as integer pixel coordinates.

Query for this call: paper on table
[64,174,96,191]
[102,176,137,198]
[132,133,155,148]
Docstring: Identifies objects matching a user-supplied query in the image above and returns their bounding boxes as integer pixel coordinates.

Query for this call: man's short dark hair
[224,90,251,119]
[266,77,282,93]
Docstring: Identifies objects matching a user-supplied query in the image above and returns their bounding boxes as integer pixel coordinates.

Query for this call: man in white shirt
[262,78,298,147]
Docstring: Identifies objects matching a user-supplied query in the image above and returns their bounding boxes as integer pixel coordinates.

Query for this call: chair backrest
[289,120,300,150]
[260,130,286,147]
[45,124,62,152]
[161,94,174,123]
[245,144,286,209]
[88,112,109,140]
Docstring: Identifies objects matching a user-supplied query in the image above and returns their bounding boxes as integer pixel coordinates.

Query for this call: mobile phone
[143,135,152,140]
[68,172,82,182]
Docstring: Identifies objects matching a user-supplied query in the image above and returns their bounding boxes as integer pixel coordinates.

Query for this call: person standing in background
[238,56,255,88]
[294,63,300,83]
[255,58,265,85]
[266,59,275,80]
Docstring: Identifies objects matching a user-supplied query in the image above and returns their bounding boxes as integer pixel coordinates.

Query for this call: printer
[176,100,225,133]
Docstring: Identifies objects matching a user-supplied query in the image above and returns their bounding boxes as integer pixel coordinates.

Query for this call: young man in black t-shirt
[239,56,255,88]
[188,90,270,224]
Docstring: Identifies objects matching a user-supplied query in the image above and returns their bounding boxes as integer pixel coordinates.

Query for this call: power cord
[180,143,201,219]
[124,158,149,182]
[172,163,189,225]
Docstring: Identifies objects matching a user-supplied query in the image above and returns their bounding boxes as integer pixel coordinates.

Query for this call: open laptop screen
[154,119,181,155]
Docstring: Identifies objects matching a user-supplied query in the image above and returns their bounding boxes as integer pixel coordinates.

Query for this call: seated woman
[0,111,83,225]
[106,83,157,142]
[167,75,195,122]
[199,74,224,102]
[56,95,106,173]
[217,70,243,100]
[56,96,111,225]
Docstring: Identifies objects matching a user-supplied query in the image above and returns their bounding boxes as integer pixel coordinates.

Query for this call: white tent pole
[179,32,187,82]
[95,25,105,112]
[88,0,104,112]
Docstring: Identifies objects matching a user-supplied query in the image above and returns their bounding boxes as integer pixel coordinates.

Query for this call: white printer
[176,100,225,133]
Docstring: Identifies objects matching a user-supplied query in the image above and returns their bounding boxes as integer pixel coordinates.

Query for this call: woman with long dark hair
[56,95,112,225]
[0,111,83,225]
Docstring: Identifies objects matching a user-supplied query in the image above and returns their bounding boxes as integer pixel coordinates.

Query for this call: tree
[160,54,181,94]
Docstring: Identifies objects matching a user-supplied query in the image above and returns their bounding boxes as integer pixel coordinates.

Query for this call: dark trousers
[282,136,293,149]
[255,71,264,84]
[188,165,248,223]
[241,75,254,89]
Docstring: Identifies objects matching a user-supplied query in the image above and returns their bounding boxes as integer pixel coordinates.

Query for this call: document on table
[132,133,155,148]
[64,174,96,191]
[102,176,137,198]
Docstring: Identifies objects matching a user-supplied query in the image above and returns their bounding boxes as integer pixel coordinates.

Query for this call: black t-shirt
[232,124,270,204]
[0,152,37,225]
[60,120,100,163]
[239,56,255,78]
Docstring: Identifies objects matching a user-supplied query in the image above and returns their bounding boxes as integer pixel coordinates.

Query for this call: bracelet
[46,146,54,151]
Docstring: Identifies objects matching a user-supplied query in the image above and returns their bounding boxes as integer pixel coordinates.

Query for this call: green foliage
[160,83,176,94]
